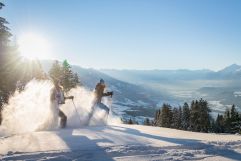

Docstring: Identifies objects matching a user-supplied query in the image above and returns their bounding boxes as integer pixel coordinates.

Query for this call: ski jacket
[50,87,65,104]
[94,83,111,103]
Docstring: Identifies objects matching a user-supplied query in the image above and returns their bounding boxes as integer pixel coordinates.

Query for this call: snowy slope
[1,124,241,161]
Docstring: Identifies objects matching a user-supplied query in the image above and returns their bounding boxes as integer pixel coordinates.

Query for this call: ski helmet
[100,79,105,84]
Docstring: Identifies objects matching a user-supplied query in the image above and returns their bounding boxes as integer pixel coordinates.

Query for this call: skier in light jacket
[50,80,74,128]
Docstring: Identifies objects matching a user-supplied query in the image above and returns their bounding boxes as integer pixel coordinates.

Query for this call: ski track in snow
[1,124,241,161]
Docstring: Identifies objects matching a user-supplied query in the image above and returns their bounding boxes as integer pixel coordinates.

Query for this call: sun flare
[18,33,51,59]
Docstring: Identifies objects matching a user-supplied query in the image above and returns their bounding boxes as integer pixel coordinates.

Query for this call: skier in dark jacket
[85,79,113,125]
[94,79,113,113]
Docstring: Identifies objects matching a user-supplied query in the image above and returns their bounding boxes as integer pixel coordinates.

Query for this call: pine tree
[230,105,239,134]
[160,104,172,128]
[209,118,216,133]
[172,107,179,129]
[182,102,190,130]
[187,99,211,132]
[177,107,182,129]
[62,60,74,91]
[49,60,63,81]
[144,118,151,126]
[128,118,133,124]
[224,108,231,133]
[190,100,200,131]
[0,3,21,123]
[198,99,210,132]
[154,109,161,126]
[0,3,11,49]
[73,73,81,86]
[0,2,12,106]
[214,114,225,133]
[48,60,80,92]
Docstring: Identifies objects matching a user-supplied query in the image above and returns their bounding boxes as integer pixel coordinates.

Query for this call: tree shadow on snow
[3,126,240,160]
[55,129,115,161]
[100,125,241,160]
[2,129,115,161]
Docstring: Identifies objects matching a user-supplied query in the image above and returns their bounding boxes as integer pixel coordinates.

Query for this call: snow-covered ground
[0,80,240,160]
[1,124,241,161]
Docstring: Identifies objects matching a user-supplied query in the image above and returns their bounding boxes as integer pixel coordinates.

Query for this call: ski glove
[107,91,113,97]
[69,96,74,100]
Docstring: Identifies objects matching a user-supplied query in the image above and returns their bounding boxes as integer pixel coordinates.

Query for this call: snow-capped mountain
[215,64,241,78]
[218,64,241,74]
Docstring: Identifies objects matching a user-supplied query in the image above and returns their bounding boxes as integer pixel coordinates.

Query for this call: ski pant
[96,102,110,113]
[86,102,109,125]
[59,109,67,128]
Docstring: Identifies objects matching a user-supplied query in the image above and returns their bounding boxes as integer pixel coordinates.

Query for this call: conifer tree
[230,105,240,133]
[224,108,231,133]
[190,100,200,131]
[0,3,21,123]
[154,109,161,126]
[144,118,151,126]
[128,118,133,124]
[172,107,179,129]
[198,99,210,132]
[160,104,172,128]
[215,114,225,133]
[177,107,182,129]
[49,60,63,81]
[49,60,80,92]
[182,102,190,130]
[62,60,76,92]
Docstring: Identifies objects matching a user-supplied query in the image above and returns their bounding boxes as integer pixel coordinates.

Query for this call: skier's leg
[97,103,110,114]
[59,110,67,128]
[97,103,110,124]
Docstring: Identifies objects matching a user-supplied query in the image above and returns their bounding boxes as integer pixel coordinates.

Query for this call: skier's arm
[64,96,74,100]
[103,91,113,97]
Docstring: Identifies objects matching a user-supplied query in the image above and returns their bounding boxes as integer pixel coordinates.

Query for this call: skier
[94,79,113,113]
[50,80,74,128]
[86,79,113,125]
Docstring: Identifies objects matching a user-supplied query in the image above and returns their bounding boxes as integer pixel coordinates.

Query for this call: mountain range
[41,60,241,121]
[101,64,241,82]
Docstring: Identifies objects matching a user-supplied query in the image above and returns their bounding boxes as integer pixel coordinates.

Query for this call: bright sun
[18,33,51,59]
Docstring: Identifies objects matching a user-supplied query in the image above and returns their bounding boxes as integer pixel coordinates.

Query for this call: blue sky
[1,0,241,70]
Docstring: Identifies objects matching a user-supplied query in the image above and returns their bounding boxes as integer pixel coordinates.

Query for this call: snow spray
[0,79,121,136]
[61,86,121,127]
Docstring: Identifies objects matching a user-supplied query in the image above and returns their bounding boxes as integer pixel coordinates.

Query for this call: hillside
[1,124,241,160]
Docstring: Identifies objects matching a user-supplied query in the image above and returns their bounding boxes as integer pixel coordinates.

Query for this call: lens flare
[18,33,51,60]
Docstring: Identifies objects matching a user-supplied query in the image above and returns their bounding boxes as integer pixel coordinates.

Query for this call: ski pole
[72,99,82,126]
[106,96,113,123]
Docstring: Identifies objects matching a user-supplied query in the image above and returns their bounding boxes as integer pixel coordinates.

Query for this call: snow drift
[0,80,121,136]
